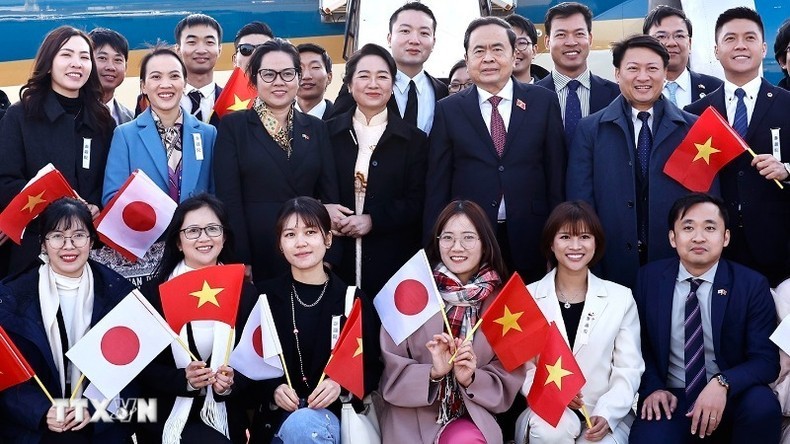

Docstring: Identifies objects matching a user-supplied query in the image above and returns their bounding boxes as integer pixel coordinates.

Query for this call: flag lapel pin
[516,99,526,110]
[302,133,310,140]
[717,289,728,296]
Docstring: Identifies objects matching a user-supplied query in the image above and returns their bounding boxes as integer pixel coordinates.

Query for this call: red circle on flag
[252,326,264,358]
[100,326,140,366]
[394,279,429,316]
[122,201,157,232]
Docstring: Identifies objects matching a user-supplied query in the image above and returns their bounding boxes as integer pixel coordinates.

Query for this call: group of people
[0,1,789,443]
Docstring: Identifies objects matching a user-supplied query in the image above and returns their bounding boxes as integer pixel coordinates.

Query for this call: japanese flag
[374,250,442,345]
[95,170,177,261]
[229,294,284,380]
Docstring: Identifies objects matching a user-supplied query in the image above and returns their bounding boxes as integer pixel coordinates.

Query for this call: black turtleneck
[54,91,82,116]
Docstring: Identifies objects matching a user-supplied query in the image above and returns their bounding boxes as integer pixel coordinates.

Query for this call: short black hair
[246,38,301,88]
[297,43,332,73]
[668,193,730,231]
[139,43,187,81]
[174,13,222,43]
[389,2,437,33]
[545,2,593,36]
[774,19,790,76]
[715,7,764,42]
[88,27,129,60]
[343,43,396,86]
[612,34,670,68]
[38,198,98,247]
[505,14,538,45]
[463,17,516,52]
[642,5,693,37]
[448,59,467,81]
[234,21,274,49]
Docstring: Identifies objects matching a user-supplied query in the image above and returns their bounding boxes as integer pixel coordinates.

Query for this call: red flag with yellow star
[213,67,257,119]
[324,298,365,399]
[0,164,76,244]
[663,106,747,192]
[527,322,586,427]
[159,264,245,333]
[480,273,550,371]
[0,325,35,391]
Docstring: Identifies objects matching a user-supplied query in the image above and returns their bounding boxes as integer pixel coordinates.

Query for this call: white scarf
[162,260,233,444]
[38,255,94,398]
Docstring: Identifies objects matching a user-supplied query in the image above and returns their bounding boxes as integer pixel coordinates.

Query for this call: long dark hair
[151,194,236,285]
[20,26,113,136]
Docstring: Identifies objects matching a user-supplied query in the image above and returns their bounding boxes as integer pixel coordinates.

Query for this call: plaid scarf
[433,263,500,338]
[253,98,294,158]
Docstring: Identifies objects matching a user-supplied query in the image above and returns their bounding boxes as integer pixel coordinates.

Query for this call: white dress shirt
[393,70,436,134]
[663,68,693,109]
[723,76,761,127]
[552,69,592,121]
[180,83,217,124]
[295,99,327,119]
[630,106,655,149]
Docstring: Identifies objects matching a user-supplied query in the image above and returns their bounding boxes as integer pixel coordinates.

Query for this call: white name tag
[330,315,342,350]
[193,133,204,161]
[771,128,782,161]
[82,138,91,169]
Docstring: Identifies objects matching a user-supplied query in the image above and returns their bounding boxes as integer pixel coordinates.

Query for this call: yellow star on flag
[227,94,251,112]
[21,190,46,213]
[692,137,721,164]
[353,337,363,358]
[544,356,573,390]
[189,281,224,308]
[493,305,524,336]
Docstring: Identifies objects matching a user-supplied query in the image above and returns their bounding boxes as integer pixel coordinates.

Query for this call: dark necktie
[685,278,706,404]
[403,80,418,126]
[488,96,506,157]
[636,111,652,177]
[564,79,582,143]
[733,88,748,137]
[188,89,203,122]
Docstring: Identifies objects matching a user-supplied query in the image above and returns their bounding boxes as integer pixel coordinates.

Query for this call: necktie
[666,81,679,106]
[685,278,706,404]
[636,111,652,177]
[403,80,418,126]
[733,88,748,137]
[188,89,203,122]
[564,80,582,143]
[488,96,506,157]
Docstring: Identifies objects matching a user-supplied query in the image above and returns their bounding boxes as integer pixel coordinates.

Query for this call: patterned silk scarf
[152,110,183,202]
[253,98,294,158]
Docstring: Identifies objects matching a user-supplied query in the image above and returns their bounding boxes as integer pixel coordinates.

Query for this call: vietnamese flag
[324,298,365,399]
[480,273,549,371]
[663,106,746,192]
[213,67,257,119]
[159,264,245,333]
[0,325,35,391]
[0,164,76,244]
[527,322,586,427]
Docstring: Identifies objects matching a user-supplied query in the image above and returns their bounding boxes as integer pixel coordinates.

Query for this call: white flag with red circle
[229,294,284,380]
[374,250,442,345]
[66,290,177,398]
[95,169,177,261]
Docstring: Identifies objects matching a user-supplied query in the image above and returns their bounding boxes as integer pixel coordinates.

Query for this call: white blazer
[523,269,645,432]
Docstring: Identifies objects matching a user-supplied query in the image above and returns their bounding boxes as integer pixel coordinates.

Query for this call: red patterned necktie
[488,96,506,157]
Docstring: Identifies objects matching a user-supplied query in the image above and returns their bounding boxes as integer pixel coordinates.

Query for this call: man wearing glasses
[504,14,549,84]
[232,21,274,72]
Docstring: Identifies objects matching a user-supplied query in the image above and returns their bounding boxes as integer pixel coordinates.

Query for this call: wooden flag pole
[581,405,593,429]
[70,374,86,402]
[448,318,484,364]
[278,353,293,390]
[32,374,56,405]
[175,336,200,362]
[223,328,235,366]
[745,147,784,189]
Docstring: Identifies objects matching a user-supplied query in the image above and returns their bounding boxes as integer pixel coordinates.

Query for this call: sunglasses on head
[237,43,263,57]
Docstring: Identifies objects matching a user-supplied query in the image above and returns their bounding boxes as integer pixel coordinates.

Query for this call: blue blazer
[634,258,779,400]
[102,108,217,206]
[688,70,724,104]
[535,72,621,116]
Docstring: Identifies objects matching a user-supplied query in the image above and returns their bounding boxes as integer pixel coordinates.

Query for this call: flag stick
[448,318,484,364]
[745,147,784,189]
[70,374,85,401]
[223,328,234,366]
[32,374,55,405]
[278,353,293,390]
[316,354,334,387]
[581,405,593,429]
[175,337,200,362]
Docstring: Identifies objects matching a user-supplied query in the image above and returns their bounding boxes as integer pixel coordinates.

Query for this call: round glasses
[515,38,534,52]
[237,43,264,57]
[45,232,90,249]
[258,68,298,83]
[438,234,480,249]
[449,81,474,93]
[180,224,224,240]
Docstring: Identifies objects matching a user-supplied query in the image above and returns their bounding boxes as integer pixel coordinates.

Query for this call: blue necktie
[666,81,679,106]
[564,80,582,142]
[636,111,652,177]
[733,88,748,137]
[685,278,706,404]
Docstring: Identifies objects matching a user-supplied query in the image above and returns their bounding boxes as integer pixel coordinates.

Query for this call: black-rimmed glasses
[180,225,224,240]
[515,38,534,52]
[449,81,474,93]
[258,68,298,83]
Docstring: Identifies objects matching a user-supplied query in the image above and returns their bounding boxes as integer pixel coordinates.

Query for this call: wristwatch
[714,373,730,391]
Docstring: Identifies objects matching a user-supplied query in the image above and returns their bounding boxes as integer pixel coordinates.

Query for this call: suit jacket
[326,107,427,296]
[535,72,621,115]
[567,96,710,289]
[634,258,779,400]
[0,260,135,443]
[685,79,790,286]
[213,108,340,282]
[102,108,217,206]
[424,81,566,283]
[525,269,644,433]
[321,98,334,120]
[688,70,724,104]
[379,294,526,444]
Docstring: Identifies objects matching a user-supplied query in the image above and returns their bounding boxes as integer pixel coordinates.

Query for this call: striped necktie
[685,278,706,403]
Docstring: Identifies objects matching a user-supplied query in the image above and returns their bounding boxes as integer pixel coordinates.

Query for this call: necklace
[289,278,330,389]
[291,278,329,308]
[557,287,584,309]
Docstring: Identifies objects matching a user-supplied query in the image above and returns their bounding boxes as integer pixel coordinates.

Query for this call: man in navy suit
[685,7,790,287]
[643,5,723,109]
[629,193,780,443]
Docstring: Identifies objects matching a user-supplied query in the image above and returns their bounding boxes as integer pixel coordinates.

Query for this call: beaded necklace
[289,279,329,389]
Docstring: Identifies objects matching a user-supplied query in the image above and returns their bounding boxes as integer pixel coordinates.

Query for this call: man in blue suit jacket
[567,34,707,289]
[630,193,780,444]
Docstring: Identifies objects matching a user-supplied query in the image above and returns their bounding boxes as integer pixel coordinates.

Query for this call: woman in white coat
[517,201,644,443]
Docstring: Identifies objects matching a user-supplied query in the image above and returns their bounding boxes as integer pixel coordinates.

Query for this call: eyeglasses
[652,32,689,43]
[237,43,264,57]
[438,234,480,249]
[180,224,224,240]
[258,68,298,83]
[448,81,474,93]
[515,38,534,52]
[45,232,90,249]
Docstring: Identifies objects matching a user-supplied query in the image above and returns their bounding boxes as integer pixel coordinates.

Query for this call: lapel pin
[516,99,526,110]
[717,289,727,296]
[302,133,310,140]
[699,93,706,98]
[767,92,773,98]
[699,84,706,90]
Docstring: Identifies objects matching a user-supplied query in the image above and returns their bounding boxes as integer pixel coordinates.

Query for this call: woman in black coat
[325,43,427,297]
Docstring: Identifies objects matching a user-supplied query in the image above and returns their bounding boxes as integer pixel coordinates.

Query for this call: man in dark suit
[685,7,790,287]
[629,193,780,443]
[643,5,723,109]
[296,43,334,119]
[88,28,134,125]
[567,34,702,289]
[536,2,620,145]
[176,14,224,127]
[425,16,565,285]
[505,14,548,84]
[324,2,448,131]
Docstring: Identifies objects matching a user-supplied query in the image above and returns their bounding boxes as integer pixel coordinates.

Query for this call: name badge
[193,133,204,161]
[771,128,782,161]
[330,315,342,350]
[82,138,91,169]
